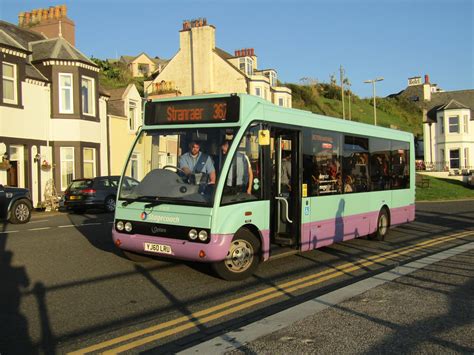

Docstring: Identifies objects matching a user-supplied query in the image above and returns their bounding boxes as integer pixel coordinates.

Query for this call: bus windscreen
[145,96,240,125]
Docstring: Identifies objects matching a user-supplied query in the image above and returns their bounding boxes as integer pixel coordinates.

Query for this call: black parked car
[0,184,33,224]
[64,176,137,213]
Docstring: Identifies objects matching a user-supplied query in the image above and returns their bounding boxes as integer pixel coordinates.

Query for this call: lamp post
[364,77,384,125]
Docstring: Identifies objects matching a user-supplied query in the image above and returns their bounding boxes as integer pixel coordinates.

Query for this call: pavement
[182,242,474,354]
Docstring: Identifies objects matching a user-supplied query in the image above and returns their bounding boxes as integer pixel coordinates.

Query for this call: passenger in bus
[219,140,253,194]
[344,175,354,193]
[179,141,216,190]
[281,151,292,194]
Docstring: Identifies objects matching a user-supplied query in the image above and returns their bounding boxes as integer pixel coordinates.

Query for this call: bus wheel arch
[211,226,261,281]
[370,205,391,241]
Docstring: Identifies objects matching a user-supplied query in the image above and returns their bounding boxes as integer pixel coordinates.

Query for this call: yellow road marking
[69,230,472,354]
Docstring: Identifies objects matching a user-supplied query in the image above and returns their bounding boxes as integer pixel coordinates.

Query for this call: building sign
[145,96,240,125]
[408,77,422,86]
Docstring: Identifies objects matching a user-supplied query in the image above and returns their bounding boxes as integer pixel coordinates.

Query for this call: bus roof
[143,93,414,142]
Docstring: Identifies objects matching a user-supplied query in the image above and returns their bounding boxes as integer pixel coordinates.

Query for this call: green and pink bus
[113,94,414,280]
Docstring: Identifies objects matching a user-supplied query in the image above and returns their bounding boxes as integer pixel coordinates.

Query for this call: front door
[270,127,300,246]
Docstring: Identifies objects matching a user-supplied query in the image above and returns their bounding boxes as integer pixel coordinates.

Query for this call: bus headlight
[188,229,198,240]
[125,222,133,232]
[198,230,208,242]
[116,221,124,231]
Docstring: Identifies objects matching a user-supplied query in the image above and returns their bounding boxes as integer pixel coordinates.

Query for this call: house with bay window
[0,6,109,206]
[145,19,292,107]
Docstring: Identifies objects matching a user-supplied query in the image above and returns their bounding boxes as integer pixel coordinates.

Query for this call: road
[0,201,473,354]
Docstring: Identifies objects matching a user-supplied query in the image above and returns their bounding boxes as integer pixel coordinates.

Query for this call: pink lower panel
[301,204,415,251]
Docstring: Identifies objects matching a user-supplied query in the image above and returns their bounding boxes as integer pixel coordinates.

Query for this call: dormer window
[81,76,96,116]
[59,73,73,114]
[138,63,150,76]
[269,71,277,87]
[2,62,17,104]
[239,57,253,76]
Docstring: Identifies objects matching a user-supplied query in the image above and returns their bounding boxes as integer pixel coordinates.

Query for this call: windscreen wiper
[121,196,157,207]
[144,197,177,209]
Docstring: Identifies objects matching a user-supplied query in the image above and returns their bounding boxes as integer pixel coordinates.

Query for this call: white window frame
[464,115,469,134]
[60,147,75,191]
[239,57,253,76]
[270,71,277,87]
[2,62,17,104]
[448,116,460,134]
[449,148,460,169]
[128,100,138,132]
[59,73,74,114]
[83,147,96,178]
[81,75,96,116]
[464,148,469,168]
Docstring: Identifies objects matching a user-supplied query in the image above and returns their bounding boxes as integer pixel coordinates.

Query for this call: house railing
[418,160,474,175]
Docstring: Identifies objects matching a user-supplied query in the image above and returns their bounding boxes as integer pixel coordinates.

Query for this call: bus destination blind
[145,96,240,125]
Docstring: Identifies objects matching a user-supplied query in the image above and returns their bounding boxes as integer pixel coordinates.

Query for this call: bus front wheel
[369,208,390,241]
[211,228,261,281]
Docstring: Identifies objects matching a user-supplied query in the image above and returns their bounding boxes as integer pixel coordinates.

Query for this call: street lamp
[364,77,384,125]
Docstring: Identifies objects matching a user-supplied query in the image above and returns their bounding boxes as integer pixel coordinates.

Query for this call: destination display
[144,96,240,125]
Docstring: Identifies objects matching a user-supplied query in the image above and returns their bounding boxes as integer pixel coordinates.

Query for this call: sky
[1,0,473,98]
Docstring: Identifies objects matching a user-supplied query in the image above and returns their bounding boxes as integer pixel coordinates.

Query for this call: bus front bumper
[112,229,233,262]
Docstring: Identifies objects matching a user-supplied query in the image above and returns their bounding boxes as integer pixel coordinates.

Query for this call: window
[2,62,17,104]
[278,98,284,106]
[449,116,459,133]
[81,76,95,116]
[239,57,253,76]
[450,149,460,169]
[391,141,410,189]
[138,63,149,76]
[369,138,391,191]
[302,129,342,196]
[60,147,75,190]
[59,73,73,113]
[221,125,262,204]
[255,87,261,97]
[83,148,96,178]
[129,101,137,131]
[440,117,444,134]
[270,71,277,87]
[131,153,139,180]
[464,115,469,134]
[464,148,469,168]
[343,136,369,193]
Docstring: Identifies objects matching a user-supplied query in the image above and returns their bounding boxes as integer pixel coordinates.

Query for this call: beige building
[107,84,143,176]
[120,53,168,78]
[146,19,292,107]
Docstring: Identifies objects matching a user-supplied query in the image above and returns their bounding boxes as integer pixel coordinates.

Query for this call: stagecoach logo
[151,226,167,234]
[140,213,180,224]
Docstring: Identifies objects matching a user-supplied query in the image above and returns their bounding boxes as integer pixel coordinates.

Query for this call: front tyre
[211,228,261,281]
[9,199,32,224]
[369,208,390,241]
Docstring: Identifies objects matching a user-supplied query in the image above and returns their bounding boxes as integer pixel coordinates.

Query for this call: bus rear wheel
[369,208,390,241]
[211,228,261,281]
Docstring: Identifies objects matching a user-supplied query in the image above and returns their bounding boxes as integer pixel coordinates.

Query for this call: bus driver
[179,141,216,191]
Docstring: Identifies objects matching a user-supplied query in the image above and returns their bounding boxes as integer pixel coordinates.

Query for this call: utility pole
[364,77,384,125]
[340,65,345,119]
[347,81,352,120]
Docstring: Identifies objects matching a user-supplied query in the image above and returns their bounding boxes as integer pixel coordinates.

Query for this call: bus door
[270,128,300,246]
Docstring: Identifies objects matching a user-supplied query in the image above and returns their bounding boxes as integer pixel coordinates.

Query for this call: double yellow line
[70,230,472,354]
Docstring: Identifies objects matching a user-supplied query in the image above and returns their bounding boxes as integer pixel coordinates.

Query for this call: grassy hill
[92,57,422,135]
[286,83,422,135]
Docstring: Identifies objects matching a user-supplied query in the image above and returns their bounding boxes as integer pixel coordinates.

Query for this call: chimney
[424,74,430,84]
[18,5,76,46]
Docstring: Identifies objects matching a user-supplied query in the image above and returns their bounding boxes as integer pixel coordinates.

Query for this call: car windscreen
[119,127,238,206]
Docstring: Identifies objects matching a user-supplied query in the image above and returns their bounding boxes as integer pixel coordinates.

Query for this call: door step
[275,234,295,246]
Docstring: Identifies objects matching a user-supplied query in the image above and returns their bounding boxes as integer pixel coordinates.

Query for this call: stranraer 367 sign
[144,96,240,125]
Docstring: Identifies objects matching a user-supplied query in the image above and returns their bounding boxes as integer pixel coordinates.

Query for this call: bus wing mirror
[258,129,270,146]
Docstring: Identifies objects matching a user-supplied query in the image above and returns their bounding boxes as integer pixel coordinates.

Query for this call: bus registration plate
[144,243,172,254]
